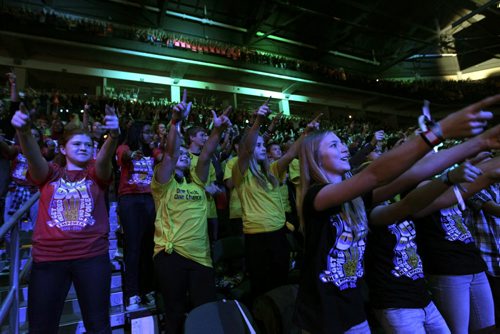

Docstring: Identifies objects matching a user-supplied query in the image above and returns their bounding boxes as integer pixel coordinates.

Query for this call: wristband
[438,171,454,186]
[171,118,180,126]
[453,185,466,211]
[429,122,444,141]
[420,130,441,148]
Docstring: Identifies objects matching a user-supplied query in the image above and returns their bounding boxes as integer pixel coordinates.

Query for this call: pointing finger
[211,109,217,119]
[311,113,323,123]
[19,102,29,115]
[182,89,187,104]
[264,96,271,106]
[222,106,232,117]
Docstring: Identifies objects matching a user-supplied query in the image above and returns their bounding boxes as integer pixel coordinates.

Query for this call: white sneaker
[126,295,141,311]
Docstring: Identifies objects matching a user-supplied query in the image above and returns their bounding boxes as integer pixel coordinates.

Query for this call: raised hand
[474,124,500,150]
[305,113,322,135]
[172,89,192,121]
[372,130,385,142]
[6,72,16,85]
[103,104,120,138]
[11,103,31,133]
[439,94,500,139]
[448,161,483,184]
[211,106,232,129]
[254,98,272,118]
[269,112,283,131]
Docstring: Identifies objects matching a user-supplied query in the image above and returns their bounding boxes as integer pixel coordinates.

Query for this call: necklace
[62,166,88,183]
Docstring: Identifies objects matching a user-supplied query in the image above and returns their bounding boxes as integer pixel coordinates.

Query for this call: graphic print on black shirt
[388,220,424,280]
[440,206,473,244]
[320,212,366,291]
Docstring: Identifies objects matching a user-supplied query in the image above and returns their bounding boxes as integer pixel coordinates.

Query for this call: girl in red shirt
[11,103,120,334]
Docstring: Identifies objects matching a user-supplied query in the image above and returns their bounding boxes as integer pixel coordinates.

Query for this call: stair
[0,202,163,333]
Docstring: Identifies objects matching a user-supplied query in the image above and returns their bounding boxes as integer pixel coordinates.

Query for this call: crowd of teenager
[2,3,500,104]
[1,70,500,334]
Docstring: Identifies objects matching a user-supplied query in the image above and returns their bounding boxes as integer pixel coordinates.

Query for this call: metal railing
[0,192,39,334]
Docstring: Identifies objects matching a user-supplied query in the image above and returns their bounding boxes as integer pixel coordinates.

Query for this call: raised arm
[263,112,282,143]
[95,104,120,181]
[276,113,321,175]
[372,123,500,204]
[154,89,191,184]
[313,94,499,211]
[349,130,384,169]
[237,101,270,174]
[82,99,90,131]
[11,103,48,183]
[413,156,500,218]
[196,107,232,183]
[0,135,18,160]
[7,72,18,102]
[482,201,500,217]
[370,161,483,225]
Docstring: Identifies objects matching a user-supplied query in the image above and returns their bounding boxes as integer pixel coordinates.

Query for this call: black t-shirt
[293,184,368,334]
[365,209,431,309]
[415,205,486,275]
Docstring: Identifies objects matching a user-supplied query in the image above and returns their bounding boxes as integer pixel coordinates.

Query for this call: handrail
[0,192,40,334]
[0,192,40,239]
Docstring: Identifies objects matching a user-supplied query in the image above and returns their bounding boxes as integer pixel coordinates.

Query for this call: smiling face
[318,132,350,182]
[176,146,191,171]
[60,134,93,169]
[267,143,282,161]
[253,136,267,162]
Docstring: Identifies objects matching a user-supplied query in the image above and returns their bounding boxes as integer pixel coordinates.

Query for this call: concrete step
[17,286,125,324]
[12,305,127,334]
[0,272,123,302]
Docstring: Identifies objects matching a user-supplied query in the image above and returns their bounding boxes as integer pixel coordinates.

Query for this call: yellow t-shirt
[189,153,218,219]
[280,182,292,213]
[233,160,286,234]
[224,156,242,219]
[151,167,211,268]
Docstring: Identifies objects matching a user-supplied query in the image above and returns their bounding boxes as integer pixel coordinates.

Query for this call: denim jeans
[345,320,371,334]
[118,193,155,300]
[28,253,111,334]
[428,272,495,334]
[3,189,39,230]
[486,273,499,328]
[374,301,450,334]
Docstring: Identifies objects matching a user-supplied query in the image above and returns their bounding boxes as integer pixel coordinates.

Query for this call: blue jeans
[345,320,370,334]
[374,301,450,334]
[428,272,495,334]
[28,253,111,334]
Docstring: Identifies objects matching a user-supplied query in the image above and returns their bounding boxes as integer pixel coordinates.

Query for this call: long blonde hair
[299,131,367,239]
[242,133,278,191]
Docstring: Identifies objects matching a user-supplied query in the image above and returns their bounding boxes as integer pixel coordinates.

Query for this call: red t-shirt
[30,163,111,262]
[116,144,154,196]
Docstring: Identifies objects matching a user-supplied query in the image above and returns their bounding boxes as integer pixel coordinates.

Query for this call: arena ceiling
[1,0,500,120]
[101,0,500,78]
